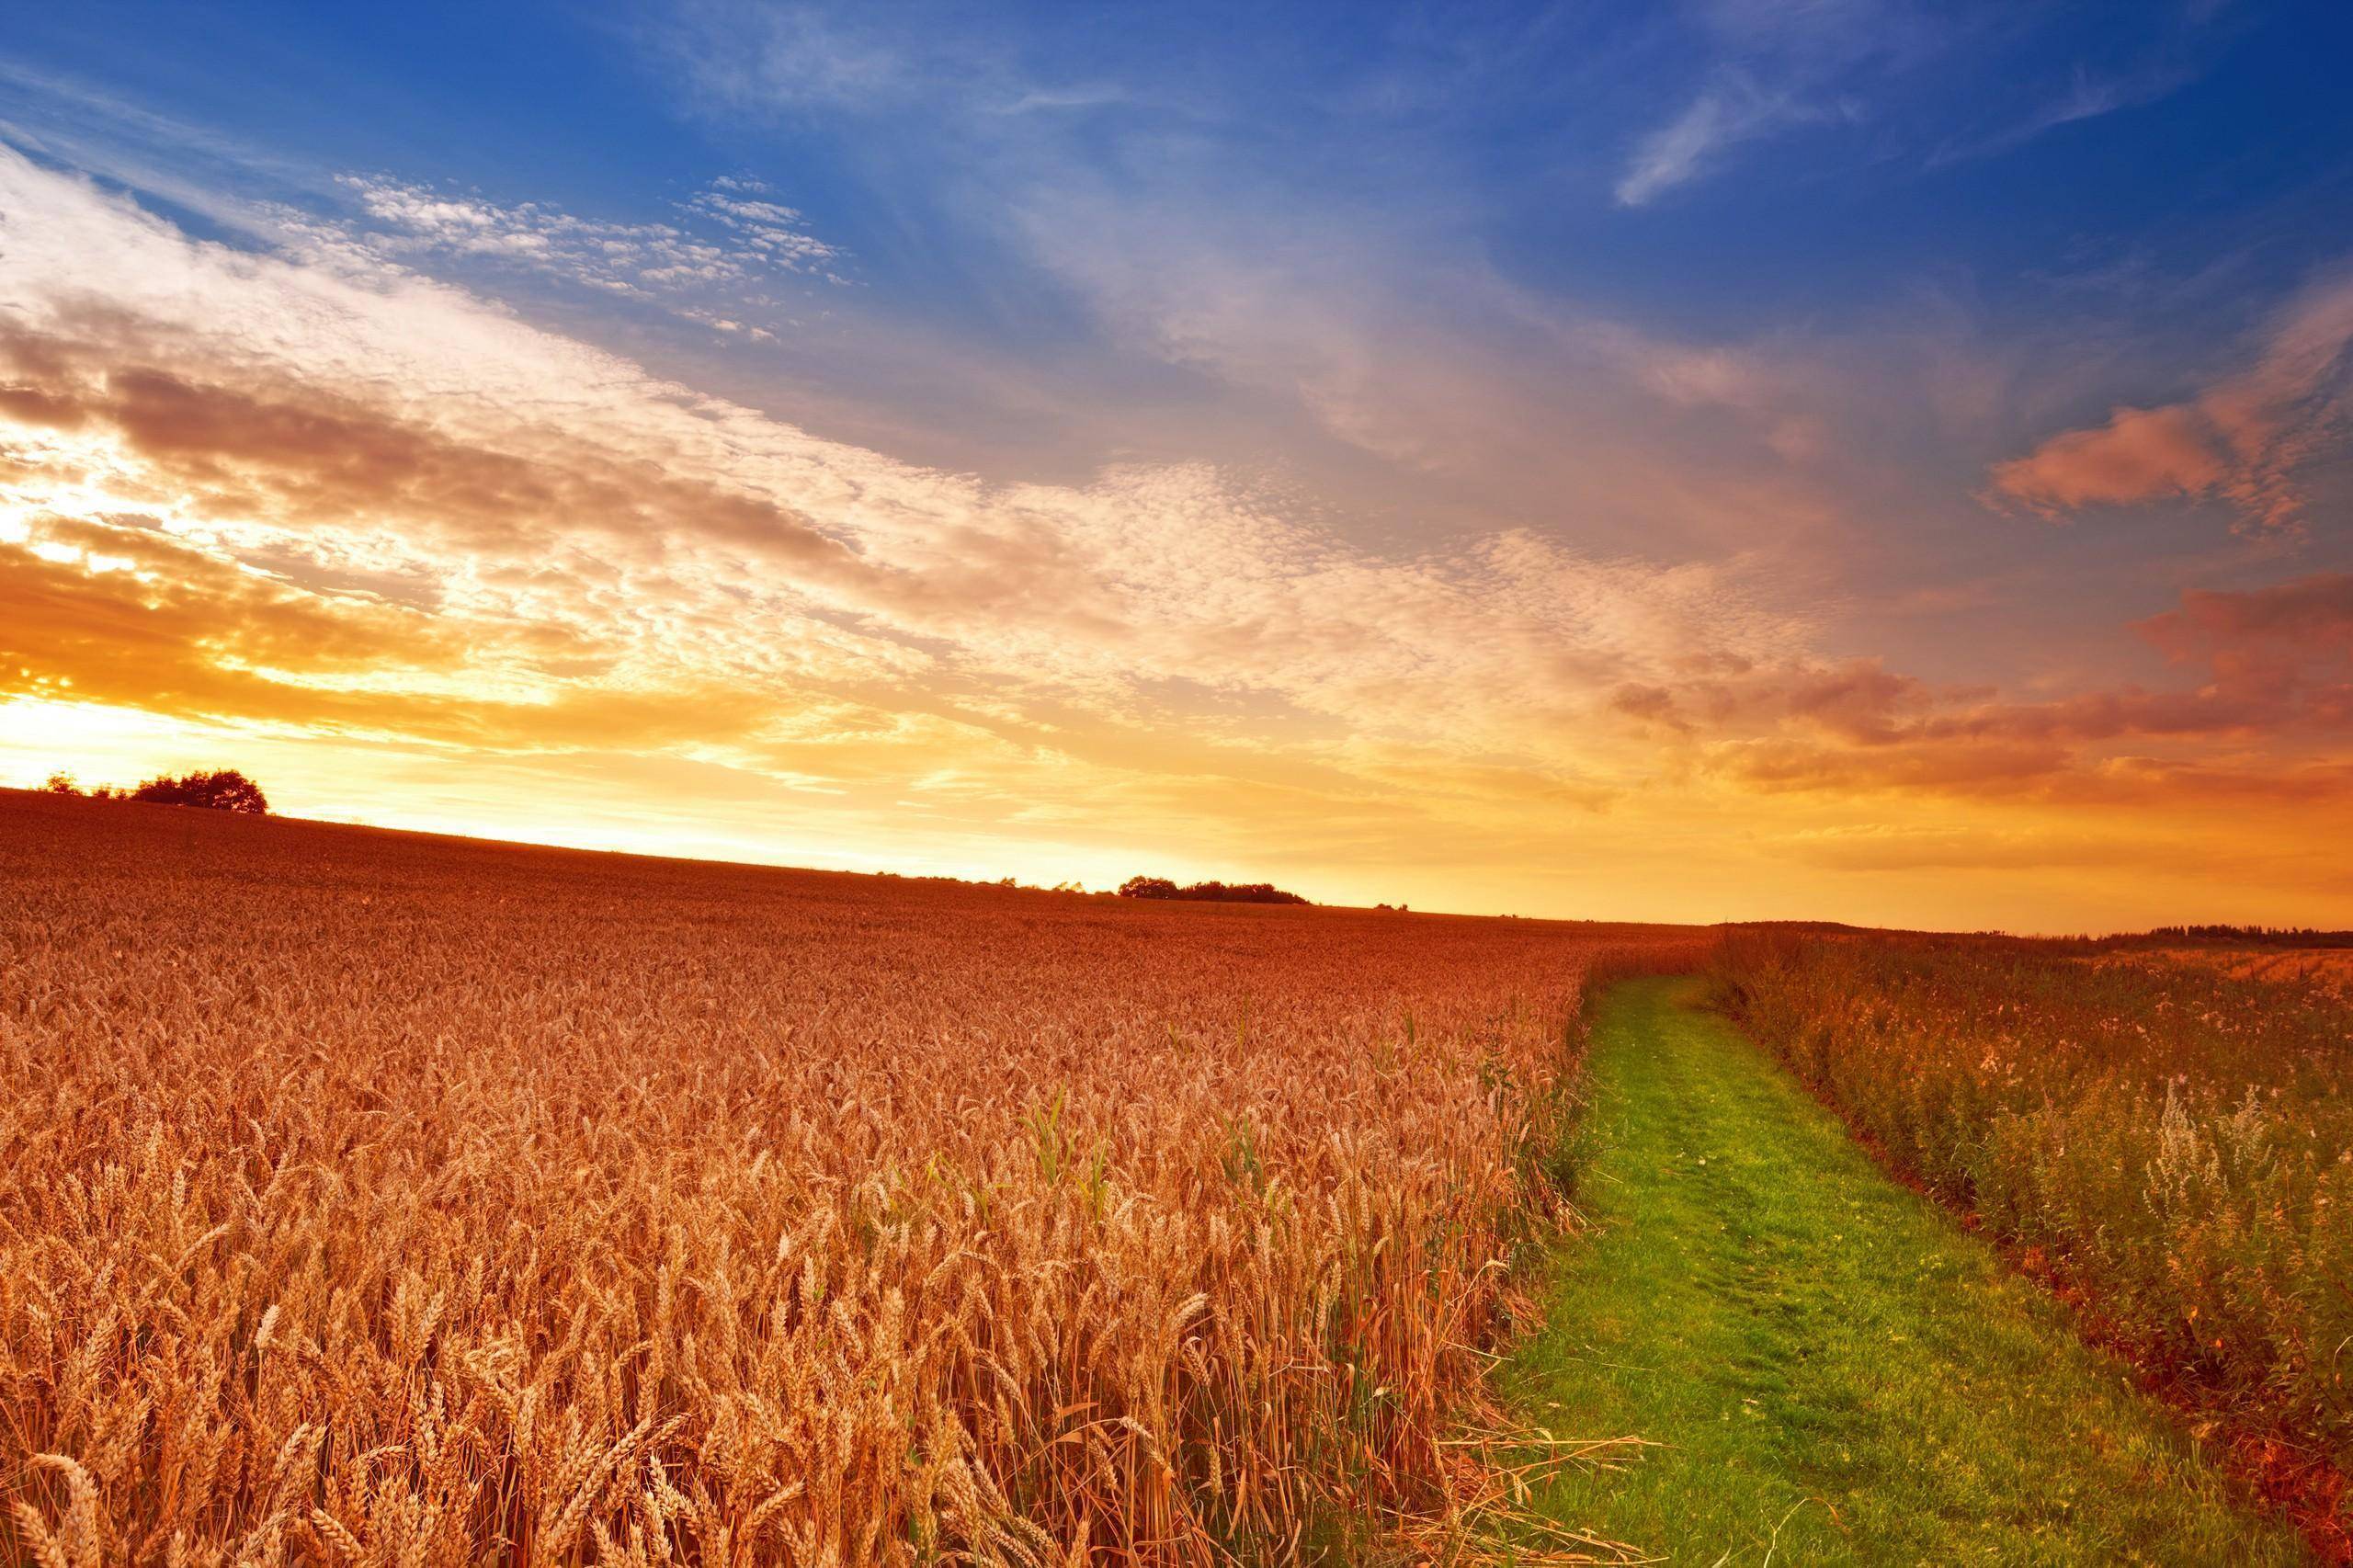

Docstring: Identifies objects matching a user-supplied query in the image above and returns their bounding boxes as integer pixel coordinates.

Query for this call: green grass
[1500,977,2303,1565]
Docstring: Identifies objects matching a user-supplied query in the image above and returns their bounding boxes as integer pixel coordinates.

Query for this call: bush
[1118,875,1308,904]
[1118,875,1180,899]
[128,769,271,814]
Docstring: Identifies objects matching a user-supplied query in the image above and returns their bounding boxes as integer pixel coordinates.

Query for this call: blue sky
[4,1,2352,926]
[16,2,2339,569]
[15,3,2348,324]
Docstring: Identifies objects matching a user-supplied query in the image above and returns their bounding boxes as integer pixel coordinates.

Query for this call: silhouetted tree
[128,768,271,814]
[1118,875,1308,905]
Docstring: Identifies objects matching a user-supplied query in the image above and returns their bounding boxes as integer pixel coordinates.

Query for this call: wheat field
[0,790,1702,1565]
[2114,947,2353,995]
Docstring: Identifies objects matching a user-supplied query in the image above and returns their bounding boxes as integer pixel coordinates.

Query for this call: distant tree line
[2029,923,2353,953]
[1118,876,1309,905]
[2118,924,2353,949]
[43,767,271,815]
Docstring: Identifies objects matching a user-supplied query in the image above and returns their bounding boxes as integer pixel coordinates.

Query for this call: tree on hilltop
[131,768,271,813]
[1118,875,1308,905]
[42,766,271,814]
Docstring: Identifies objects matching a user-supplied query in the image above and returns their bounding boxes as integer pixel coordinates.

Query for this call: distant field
[0,790,1702,1564]
[1717,929,2353,1556]
[2107,946,2353,994]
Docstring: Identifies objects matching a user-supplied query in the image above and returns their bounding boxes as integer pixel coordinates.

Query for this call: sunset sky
[5,2,2352,929]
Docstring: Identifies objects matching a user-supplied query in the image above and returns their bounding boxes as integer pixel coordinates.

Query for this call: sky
[3,0,2352,930]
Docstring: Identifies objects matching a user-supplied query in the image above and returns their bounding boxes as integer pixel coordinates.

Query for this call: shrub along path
[1504,976,2302,1564]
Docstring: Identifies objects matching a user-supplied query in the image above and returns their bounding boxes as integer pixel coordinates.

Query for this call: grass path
[1502,976,2302,1565]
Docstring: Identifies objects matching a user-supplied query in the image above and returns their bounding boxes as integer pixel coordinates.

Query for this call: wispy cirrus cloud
[1611,0,1927,208]
[339,172,838,280]
[1612,0,2223,208]
[1615,73,1836,208]
[302,172,847,339]
[1926,59,2200,168]
[0,57,847,350]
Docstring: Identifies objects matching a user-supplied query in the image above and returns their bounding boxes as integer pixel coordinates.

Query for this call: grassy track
[1503,977,2302,1565]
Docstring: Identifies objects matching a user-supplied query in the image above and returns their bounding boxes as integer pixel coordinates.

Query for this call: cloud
[1655,570,2353,803]
[0,146,1808,821]
[6,133,2351,924]
[2141,572,2353,659]
[298,172,845,332]
[1985,403,2227,513]
[0,57,335,236]
[688,180,842,268]
[2137,573,2353,732]
[1611,2,2222,208]
[1991,272,2353,532]
[2051,756,2353,809]
[1615,74,1821,207]
[1927,60,2199,168]
[1774,823,2143,872]
[645,1,918,114]
[1608,0,1908,209]
[990,161,1892,568]
[1716,733,2070,796]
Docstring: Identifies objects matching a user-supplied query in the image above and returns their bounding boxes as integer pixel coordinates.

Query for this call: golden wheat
[0,790,1702,1563]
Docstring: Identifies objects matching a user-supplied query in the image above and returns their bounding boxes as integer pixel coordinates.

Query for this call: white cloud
[318,172,846,304]
[1616,76,1815,208]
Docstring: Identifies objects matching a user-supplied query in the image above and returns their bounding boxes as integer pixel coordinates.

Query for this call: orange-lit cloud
[1989,404,2229,515]
[1992,275,2353,533]
[2140,572,2353,669]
